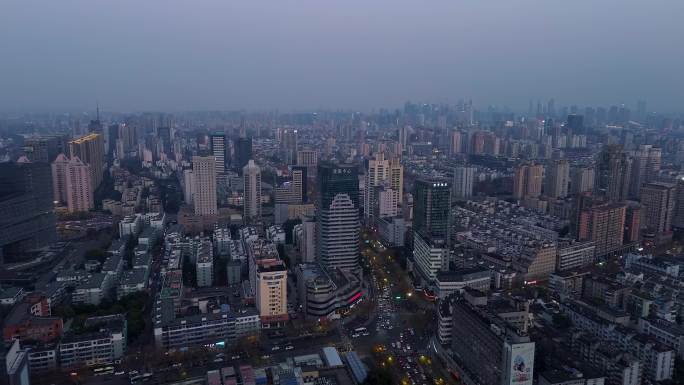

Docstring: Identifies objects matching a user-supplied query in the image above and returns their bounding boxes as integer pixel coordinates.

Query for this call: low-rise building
[84,314,127,360]
[638,317,684,358]
[118,269,148,299]
[0,287,25,306]
[434,267,491,298]
[3,302,63,344]
[24,342,58,372]
[196,239,214,287]
[377,217,406,247]
[58,332,116,368]
[153,309,260,350]
[557,241,596,272]
[119,215,143,237]
[266,225,286,244]
[296,264,364,320]
[72,273,110,306]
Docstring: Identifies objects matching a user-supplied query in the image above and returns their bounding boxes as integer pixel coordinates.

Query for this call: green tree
[84,248,109,263]
[277,244,291,267]
[552,314,572,329]
[363,367,393,385]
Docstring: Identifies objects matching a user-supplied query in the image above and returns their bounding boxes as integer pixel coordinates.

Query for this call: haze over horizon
[2,0,683,113]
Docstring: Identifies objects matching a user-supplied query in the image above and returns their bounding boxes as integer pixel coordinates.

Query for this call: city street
[351,229,455,385]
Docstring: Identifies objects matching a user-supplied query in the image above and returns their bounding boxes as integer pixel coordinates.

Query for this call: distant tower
[210,132,226,174]
[234,137,253,172]
[452,166,475,199]
[243,160,262,225]
[88,102,103,134]
[545,159,570,199]
[566,114,584,136]
[280,129,298,165]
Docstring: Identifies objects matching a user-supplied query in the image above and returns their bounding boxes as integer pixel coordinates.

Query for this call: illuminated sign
[348,292,363,303]
[504,342,535,385]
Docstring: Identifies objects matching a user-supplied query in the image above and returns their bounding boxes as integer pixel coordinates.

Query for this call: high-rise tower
[210,132,226,174]
[316,162,360,271]
[243,160,262,225]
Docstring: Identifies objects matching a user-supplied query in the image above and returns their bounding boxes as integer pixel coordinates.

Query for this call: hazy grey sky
[1,1,683,113]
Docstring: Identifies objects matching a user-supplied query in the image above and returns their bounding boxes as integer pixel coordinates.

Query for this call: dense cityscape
[1,102,684,385]
[3,1,684,385]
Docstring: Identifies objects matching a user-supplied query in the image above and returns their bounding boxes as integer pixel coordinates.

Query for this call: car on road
[271,346,281,351]
[285,345,294,351]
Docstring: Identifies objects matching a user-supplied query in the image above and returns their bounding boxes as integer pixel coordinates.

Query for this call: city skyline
[2,1,684,113]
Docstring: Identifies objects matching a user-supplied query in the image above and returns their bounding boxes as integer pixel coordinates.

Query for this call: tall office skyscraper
[158,126,172,156]
[513,163,543,200]
[0,160,56,262]
[192,155,217,216]
[640,182,676,243]
[389,157,403,204]
[107,124,120,157]
[69,133,105,190]
[545,159,570,199]
[413,178,451,240]
[23,134,69,163]
[243,160,262,225]
[234,137,252,172]
[566,114,584,136]
[280,128,298,165]
[452,165,475,199]
[210,132,226,174]
[317,162,360,271]
[412,178,451,284]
